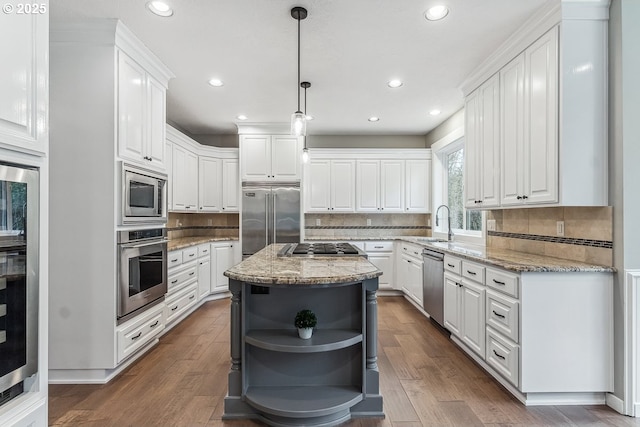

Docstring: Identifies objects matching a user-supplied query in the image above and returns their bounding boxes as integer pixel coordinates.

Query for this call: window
[446,146,482,232]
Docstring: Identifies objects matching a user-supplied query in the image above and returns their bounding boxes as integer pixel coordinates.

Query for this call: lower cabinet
[443,271,486,357]
[397,242,423,307]
[212,241,236,293]
[364,241,394,291]
[165,283,198,324]
[116,302,165,363]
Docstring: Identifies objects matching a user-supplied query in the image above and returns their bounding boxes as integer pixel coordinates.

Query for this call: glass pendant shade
[302,147,309,163]
[291,111,307,136]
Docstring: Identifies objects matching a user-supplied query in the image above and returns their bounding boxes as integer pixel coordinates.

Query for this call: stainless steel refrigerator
[242,182,300,257]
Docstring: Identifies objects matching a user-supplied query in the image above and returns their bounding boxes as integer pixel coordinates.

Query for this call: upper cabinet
[240,134,302,181]
[117,50,168,171]
[0,12,48,155]
[304,149,431,214]
[461,1,609,208]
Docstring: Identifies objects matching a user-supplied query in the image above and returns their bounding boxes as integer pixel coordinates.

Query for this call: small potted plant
[294,309,317,339]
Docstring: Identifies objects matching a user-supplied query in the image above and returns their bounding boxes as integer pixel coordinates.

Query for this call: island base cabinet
[224,278,383,426]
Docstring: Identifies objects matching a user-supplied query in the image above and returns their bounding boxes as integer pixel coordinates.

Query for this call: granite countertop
[224,244,382,285]
[168,236,237,251]
[306,236,615,273]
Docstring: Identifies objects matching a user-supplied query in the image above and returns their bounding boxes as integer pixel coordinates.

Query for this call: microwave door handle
[120,239,169,249]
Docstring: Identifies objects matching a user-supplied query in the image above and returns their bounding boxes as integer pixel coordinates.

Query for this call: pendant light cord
[297,16,301,112]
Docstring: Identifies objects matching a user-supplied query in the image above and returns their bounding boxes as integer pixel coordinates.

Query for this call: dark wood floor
[50,297,638,426]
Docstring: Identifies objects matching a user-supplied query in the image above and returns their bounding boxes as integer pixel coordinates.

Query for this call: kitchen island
[222,244,384,426]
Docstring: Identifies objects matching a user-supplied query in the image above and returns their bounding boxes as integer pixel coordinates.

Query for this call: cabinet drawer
[117,304,165,363]
[486,328,519,387]
[167,265,197,294]
[167,251,183,269]
[462,261,485,284]
[486,289,519,342]
[486,268,519,298]
[182,246,198,263]
[400,243,422,259]
[364,241,393,252]
[165,284,198,324]
[198,244,210,258]
[444,255,461,275]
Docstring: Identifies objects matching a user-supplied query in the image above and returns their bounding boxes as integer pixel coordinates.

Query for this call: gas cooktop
[278,242,367,258]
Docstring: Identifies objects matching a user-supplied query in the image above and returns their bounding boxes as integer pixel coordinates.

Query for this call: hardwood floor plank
[439,401,485,426]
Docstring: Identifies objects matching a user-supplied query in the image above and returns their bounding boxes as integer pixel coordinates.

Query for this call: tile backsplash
[305,213,431,239]
[487,207,612,266]
[168,212,239,239]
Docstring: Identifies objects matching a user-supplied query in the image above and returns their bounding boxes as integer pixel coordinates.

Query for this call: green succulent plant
[294,309,317,329]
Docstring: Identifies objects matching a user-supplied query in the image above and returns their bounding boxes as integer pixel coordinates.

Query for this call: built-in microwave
[121,162,167,225]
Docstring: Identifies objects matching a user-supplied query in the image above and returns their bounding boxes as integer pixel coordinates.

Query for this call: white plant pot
[297,327,313,339]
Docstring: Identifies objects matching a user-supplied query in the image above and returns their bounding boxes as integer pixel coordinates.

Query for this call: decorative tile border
[488,231,612,249]
[167,225,239,231]
[305,225,431,230]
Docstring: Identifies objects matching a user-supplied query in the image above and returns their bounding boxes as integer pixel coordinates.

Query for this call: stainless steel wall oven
[117,228,167,324]
[0,163,38,406]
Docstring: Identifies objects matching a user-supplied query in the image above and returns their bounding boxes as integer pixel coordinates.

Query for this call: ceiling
[50,0,550,136]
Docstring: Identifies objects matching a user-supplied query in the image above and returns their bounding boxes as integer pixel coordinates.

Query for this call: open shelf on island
[245,385,363,418]
[245,329,362,353]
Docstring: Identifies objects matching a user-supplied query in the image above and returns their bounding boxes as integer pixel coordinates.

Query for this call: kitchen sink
[414,237,448,243]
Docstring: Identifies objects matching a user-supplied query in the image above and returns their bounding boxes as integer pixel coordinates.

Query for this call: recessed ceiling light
[146,1,173,17]
[425,5,449,21]
[388,79,403,88]
[429,109,441,116]
[236,115,248,121]
[208,78,224,87]
[368,117,380,122]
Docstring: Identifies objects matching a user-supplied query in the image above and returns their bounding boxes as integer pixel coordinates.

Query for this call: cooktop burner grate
[278,242,366,257]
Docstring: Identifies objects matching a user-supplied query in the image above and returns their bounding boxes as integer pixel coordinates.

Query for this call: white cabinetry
[305,159,356,212]
[464,74,500,209]
[166,246,199,327]
[172,143,198,211]
[198,156,222,212]
[240,135,301,181]
[364,241,395,291]
[0,10,48,155]
[116,302,165,363]
[117,50,168,171]
[197,244,212,300]
[397,242,423,307]
[222,159,239,212]
[405,159,431,213]
[212,241,236,293]
[356,160,404,212]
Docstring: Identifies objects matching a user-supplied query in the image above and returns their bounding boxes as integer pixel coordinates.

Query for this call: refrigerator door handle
[265,194,269,247]
[273,193,277,243]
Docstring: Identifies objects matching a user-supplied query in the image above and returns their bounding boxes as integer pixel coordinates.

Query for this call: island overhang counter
[222,244,384,427]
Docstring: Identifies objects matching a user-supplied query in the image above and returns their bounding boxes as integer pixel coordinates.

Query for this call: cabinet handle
[447,263,455,268]
[149,320,159,328]
[522,195,528,200]
[200,262,204,265]
[131,332,142,340]
[171,258,178,262]
[407,260,412,264]
[200,207,203,210]
[466,270,477,275]
[516,196,522,200]
[189,271,195,276]
[189,254,195,257]
[374,246,383,249]
[457,283,462,287]
[171,305,179,311]
[171,279,178,284]
[492,279,506,286]
[189,295,195,300]
[492,310,505,319]
[493,349,506,360]
[185,206,190,209]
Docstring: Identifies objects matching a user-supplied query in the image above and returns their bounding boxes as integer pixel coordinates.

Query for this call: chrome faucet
[435,204,453,242]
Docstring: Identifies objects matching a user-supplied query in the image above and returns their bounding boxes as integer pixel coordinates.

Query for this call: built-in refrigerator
[241,182,300,257]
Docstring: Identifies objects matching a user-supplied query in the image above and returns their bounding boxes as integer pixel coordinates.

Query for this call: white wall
[306,135,427,149]
[424,109,464,147]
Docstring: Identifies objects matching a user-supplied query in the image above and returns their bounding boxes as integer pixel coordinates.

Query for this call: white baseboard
[606,393,626,415]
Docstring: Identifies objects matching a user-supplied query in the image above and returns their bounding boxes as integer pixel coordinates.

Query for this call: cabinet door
[241,135,271,180]
[524,27,558,205]
[213,244,233,292]
[222,159,239,212]
[380,160,404,212]
[166,140,173,210]
[185,149,199,210]
[405,159,430,213]
[147,76,166,169]
[500,53,525,206]
[198,156,222,212]
[464,89,481,208]
[118,51,146,162]
[367,253,394,290]
[331,160,356,212]
[306,159,332,211]
[408,258,423,307]
[479,74,500,208]
[271,136,301,181]
[356,160,379,212]
[461,280,485,357]
[172,144,187,210]
[198,257,211,300]
[0,13,47,154]
[443,274,461,337]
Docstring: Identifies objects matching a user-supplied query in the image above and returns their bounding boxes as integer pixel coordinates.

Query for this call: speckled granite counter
[306,236,615,273]
[168,236,237,251]
[224,244,382,285]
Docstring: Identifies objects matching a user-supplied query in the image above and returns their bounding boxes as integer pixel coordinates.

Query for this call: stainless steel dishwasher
[422,248,445,327]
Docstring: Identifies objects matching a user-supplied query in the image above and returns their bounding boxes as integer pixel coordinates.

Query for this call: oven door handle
[120,239,169,249]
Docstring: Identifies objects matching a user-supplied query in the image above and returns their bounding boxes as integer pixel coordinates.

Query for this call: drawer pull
[189,272,195,276]
[171,305,179,311]
[466,270,477,275]
[149,320,159,328]
[189,253,195,257]
[189,295,195,300]
[131,332,142,340]
[457,282,462,287]
[374,246,383,249]
[171,258,178,262]
[447,263,455,268]
[171,279,178,284]
[492,310,505,319]
[200,262,204,265]
[414,251,419,255]
[492,279,506,285]
[493,349,506,360]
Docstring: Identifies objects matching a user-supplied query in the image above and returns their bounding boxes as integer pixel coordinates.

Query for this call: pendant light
[290,7,308,136]
[301,81,311,163]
